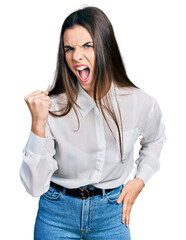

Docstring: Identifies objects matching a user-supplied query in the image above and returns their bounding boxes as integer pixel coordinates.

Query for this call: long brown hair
[47,6,140,160]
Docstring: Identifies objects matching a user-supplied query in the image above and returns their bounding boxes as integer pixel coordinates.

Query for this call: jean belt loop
[102,189,106,197]
[62,187,66,195]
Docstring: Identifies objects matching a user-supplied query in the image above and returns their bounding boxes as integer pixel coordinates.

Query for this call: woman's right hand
[24,90,52,132]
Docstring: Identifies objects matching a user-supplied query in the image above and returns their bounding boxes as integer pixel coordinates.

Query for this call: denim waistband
[79,185,98,190]
[78,184,124,190]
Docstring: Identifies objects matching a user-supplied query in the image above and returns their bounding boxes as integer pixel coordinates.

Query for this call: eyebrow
[64,41,93,48]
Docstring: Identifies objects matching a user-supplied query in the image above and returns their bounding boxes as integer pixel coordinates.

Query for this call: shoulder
[134,88,157,104]
[115,85,158,110]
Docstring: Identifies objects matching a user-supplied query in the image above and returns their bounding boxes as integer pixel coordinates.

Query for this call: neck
[86,81,112,99]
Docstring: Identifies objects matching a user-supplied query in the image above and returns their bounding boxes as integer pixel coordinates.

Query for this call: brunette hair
[47,6,140,160]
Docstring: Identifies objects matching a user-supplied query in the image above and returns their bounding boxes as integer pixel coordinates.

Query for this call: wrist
[134,177,145,187]
[31,121,46,138]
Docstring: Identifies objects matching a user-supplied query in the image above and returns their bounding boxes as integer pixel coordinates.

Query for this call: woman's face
[63,25,95,96]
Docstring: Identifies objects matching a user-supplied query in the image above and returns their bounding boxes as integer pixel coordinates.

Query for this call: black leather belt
[50,181,117,200]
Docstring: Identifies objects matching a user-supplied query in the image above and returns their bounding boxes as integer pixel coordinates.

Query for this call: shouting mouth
[75,65,90,82]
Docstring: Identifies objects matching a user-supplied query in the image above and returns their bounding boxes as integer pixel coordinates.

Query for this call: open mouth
[77,67,90,82]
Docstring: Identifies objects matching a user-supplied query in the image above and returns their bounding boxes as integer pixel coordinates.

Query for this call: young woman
[20,6,166,240]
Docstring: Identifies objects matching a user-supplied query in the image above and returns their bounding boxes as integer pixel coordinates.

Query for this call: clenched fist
[24,90,52,137]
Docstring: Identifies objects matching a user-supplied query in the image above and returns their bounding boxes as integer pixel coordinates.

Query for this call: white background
[0,0,185,239]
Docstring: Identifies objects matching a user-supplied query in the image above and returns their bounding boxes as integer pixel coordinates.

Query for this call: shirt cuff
[25,131,47,155]
[134,164,155,185]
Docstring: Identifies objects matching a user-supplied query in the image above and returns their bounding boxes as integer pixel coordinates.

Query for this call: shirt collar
[76,80,96,117]
[76,80,118,118]
[76,80,136,118]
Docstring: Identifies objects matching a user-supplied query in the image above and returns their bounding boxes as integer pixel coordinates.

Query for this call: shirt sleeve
[19,122,58,197]
[133,99,167,185]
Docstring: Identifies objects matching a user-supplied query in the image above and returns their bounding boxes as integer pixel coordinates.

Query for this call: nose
[72,47,83,61]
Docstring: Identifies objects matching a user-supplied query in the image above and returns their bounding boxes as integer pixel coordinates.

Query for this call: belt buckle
[77,187,90,199]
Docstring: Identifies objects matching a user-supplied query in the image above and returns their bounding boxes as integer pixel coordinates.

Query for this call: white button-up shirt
[20,81,167,197]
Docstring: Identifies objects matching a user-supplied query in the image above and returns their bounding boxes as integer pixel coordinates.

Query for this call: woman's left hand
[117,178,145,227]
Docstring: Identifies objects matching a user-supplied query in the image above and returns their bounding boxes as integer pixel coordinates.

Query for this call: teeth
[76,66,88,71]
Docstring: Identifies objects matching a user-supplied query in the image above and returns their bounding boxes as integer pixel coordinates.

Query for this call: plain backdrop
[0,0,185,239]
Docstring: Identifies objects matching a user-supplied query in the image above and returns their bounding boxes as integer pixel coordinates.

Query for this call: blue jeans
[34,183,131,240]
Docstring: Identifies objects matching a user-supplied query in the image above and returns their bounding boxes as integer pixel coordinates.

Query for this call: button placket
[91,106,106,182]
